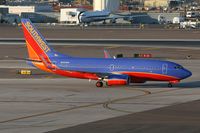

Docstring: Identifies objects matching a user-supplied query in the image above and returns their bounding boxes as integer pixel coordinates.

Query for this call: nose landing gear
[168,83,173,88]
[168,80,180,88]
[96,81,103,87]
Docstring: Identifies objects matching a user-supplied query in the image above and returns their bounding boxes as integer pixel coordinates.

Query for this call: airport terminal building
[0,5,58,23]
[93,0,120,12]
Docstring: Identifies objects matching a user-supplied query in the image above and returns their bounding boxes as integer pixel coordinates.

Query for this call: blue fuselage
[50,57,192,80]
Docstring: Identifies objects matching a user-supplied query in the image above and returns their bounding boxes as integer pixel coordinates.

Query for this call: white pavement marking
[0,60,34,69]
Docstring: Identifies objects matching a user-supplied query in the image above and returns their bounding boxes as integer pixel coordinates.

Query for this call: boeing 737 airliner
[21,19,192,87]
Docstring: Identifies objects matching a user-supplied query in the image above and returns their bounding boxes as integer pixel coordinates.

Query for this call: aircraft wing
[58,64,147,83]
[95,14,149,24]
[4,56,42,62]
[114,13,148,17]
[111,14,148,22]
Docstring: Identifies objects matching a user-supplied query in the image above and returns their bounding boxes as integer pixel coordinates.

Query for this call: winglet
[104,49,112,58]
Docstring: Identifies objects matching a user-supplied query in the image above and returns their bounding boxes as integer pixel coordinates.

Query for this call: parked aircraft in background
[78,10,147,26]
[78,10,111,26]
[21,19,192,87]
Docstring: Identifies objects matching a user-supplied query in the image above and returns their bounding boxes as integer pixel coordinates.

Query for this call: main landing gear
[96,81,103,87]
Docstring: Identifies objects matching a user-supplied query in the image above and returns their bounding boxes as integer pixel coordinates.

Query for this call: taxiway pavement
[1,25,200,39]
[48,99,200,133]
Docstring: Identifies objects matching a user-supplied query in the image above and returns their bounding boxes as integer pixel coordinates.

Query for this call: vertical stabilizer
[21,18,55,63]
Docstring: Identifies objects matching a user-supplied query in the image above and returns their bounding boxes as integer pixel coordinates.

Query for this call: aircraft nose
[183,69,192,79]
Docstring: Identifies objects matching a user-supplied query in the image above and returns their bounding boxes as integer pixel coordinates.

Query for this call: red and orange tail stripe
[26,40,40,61]
[21,19,53,64]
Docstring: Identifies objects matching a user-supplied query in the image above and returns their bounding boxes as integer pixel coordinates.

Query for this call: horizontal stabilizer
[4,56,42,62]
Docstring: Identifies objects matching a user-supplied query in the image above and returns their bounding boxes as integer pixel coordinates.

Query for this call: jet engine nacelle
[106,75,129,86]
[130,77,146,83]
[78,11,86,24]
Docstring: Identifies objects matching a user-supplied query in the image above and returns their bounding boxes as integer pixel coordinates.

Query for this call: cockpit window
[174,66,183,69]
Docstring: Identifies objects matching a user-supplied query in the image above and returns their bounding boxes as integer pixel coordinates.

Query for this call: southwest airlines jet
[21,19,192,87]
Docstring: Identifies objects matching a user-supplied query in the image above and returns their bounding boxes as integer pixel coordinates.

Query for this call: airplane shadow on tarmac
[130,81,200,89]
[177,81,200,88]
